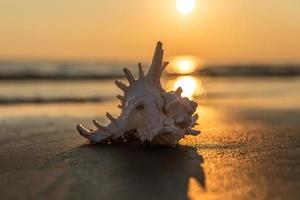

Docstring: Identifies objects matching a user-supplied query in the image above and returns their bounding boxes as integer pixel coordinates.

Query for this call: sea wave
[0,61,300,80]
[0,96,111,104]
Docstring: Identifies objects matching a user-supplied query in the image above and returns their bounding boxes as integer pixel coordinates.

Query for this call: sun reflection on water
[166,75,205,99]
[165,55,205,99]
[174,76,197,99]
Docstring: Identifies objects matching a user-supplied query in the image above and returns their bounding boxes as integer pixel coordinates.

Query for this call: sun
[176,0,196,15]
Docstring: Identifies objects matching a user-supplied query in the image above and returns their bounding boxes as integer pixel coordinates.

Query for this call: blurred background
[0,0,299,110]
[0,0,299,109]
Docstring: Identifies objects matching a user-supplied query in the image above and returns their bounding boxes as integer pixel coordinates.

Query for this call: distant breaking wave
[0,61,300,80]
[0,96,112,104]
[196,64,300,77]
[0,61,127,80]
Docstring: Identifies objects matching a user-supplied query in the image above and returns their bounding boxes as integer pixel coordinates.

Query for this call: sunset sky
[0,0,300,64]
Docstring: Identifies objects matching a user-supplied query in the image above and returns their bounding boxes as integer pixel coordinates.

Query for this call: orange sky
[0,0,300,64]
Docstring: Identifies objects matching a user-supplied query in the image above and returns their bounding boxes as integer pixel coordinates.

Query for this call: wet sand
[0,104,299,200]
[0,77,300,199]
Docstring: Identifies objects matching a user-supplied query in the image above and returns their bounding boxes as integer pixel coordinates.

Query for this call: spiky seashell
[76,42,200,147]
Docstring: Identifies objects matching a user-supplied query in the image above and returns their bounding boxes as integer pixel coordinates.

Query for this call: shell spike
[138,62,144,78]
[147,41,164,87]
[106,112,116,123]
[118,104,123,109]
[162,61,169,70]
[115,80,127,92]
[117,95,125,102]
[193,113,199,120]
[123,68,135,84]
[175,87,183,95]
[76,124,91,138]
[186,128,201,135]
[92,120,107,130]
[191,113,199,126]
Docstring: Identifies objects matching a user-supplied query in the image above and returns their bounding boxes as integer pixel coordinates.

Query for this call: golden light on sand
[176,0,196,15]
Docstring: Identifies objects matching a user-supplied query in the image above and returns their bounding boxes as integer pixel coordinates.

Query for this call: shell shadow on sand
[65,144,205,200]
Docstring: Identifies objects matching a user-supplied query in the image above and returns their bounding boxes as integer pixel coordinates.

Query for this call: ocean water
[0,61,137,79]
[0,76,299,109]
[0,61,299,107]
[1,61,300,79]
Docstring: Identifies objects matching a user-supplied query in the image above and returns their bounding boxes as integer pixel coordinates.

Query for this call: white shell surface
[77,42,200,146]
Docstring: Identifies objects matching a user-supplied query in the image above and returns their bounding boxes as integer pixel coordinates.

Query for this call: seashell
[76,42,200,147]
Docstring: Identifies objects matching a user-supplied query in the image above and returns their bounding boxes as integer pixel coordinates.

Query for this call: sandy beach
[0,77,299,199]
